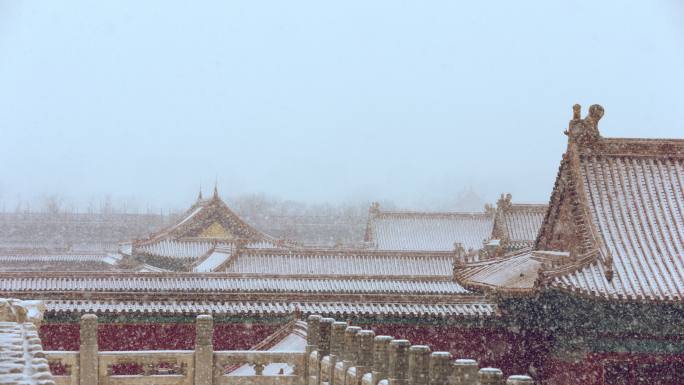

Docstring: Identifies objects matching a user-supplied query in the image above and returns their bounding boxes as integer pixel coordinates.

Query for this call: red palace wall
[367,324,548,377]
[543,353,684,385]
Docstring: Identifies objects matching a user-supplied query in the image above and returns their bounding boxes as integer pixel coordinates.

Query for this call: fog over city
[1,1,683,212]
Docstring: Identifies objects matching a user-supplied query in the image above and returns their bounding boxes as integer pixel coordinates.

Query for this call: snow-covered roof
[222,248,454,277]
[548,151,684,301]
[0,272,471,295]
[43,300,495,318]
[192,245,236,272]
[534,105,684,302]
[490,196,547,252]
[0,253,121,272]
[134,191,282,248]
[129,191,292,271]
[135,239,220,259]
[456,249,541,291]
[365,208,494,252]
[453,106,684,304]
[0,322,54,385]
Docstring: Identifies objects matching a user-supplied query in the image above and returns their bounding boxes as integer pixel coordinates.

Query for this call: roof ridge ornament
[369,202,380,215]
[496,193,512,211]
[565,103,604,146]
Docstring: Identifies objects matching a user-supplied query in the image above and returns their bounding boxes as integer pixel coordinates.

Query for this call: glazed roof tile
[367,211,494,252]
[0,253,121,272]
[0,274,470,295]
[501,204,546,244]
[550,153,684,301]
[456,249,541,291]
[44,300,495,317]
[223,249,453,276]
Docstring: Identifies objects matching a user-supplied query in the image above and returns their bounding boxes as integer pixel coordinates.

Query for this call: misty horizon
[2,1,683,212]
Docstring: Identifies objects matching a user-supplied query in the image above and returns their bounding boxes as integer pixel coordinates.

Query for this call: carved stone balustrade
[39,313,535,385]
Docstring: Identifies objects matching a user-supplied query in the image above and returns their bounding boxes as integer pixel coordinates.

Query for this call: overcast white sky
[1,1,683,211]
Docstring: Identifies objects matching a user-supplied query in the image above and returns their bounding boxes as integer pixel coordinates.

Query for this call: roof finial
[198,185,203,201]
[586,104,604,129]
[213,180,219,199]
[369,202,380,215]
[566,103,603,145]
[572,104,581,120]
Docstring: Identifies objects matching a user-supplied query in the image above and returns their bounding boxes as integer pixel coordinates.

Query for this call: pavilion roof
[128,188,291,269]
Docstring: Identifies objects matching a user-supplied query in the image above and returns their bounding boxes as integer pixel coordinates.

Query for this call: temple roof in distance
[127,186,291,270]
[363,197,546,258]
[363,204,495,252]
[0,252,121,272]
[490,195,547,252]
[201,247,456,277]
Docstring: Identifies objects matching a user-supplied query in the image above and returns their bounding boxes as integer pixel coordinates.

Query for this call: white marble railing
[45,314,534,385]
[45,314,308,385]
[303,315,534,385]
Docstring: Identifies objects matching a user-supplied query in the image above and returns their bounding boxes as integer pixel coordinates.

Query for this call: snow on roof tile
[135,239,220,259]
[0,321,54,385]
[367,211,494,252]
[550,153,684,302]
[0,273,471,295]
[456,249,542,291]
[41,300,497,317]
[224,249,454,276]
[501,204,546,244]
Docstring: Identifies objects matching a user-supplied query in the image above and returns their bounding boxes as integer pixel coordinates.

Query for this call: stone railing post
[408,345,430,385]
[319,318,334,357]
[479,367,504,385]
[428,352,451,385]
[194,315,213,385]
[343,326,361,365]
[451,359,479,385]
[328,321,348,384]
[388,339,410,385]
[307,315,321,351]
[330,322,348,358]
[356,330,375,374]
[320,321,347,385]
[79,314,98,385]
[335,326,360,385]
[506,375,534,385]
[308,316,331,385]
[305,315,321,380]
[370,336,393,385]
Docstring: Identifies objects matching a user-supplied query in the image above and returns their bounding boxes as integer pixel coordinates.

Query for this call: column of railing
[304,315,534,385]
